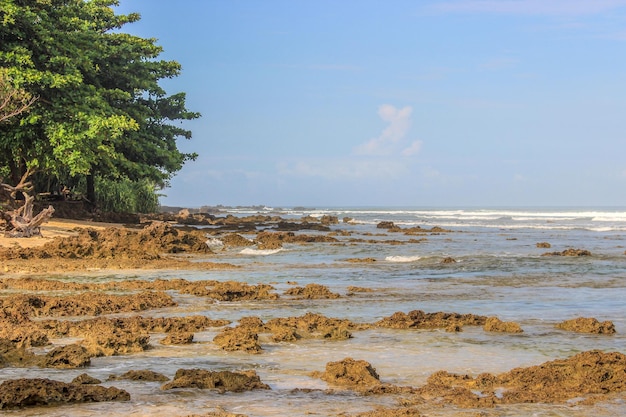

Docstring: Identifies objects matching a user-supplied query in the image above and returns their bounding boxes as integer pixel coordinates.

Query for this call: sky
[114,0,626,208]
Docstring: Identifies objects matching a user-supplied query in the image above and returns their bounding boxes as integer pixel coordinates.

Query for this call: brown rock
[483,317,523,333]
[160,332,194,345]
[376,310,486,330]
[349,407,422,417]
[0,338,37,367]
[72,373,102,385]
[317,358,381,387]
[81,328,150,357]
[346,286,374,292]
[376,221,396,229]
[344,257,377,263]
[161,369,270,392]
[108,370,169,382]
[440,257,457,264]
[542,248,592,257]
[0,291,176,317]
[184,281,278,301]
[418,350,626,406]
[536,242,551,248]
[556,317,616,334]
[0,378,130,409]
[213,327,262,353]
[266,312,357,341]
[284,283,340,299]
[42,344,92,368]
[220,233,254,247]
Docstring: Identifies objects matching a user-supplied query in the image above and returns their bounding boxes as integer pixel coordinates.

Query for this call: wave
[205,238,225,250]
[240,248,283,256]
[385,255,421,263]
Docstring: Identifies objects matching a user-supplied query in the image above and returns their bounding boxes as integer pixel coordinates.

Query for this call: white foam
[240,248,283,256]
[385,255,421,263]
[205,238,224,250]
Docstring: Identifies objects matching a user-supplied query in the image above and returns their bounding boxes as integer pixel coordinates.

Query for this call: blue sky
[114,0,626,207]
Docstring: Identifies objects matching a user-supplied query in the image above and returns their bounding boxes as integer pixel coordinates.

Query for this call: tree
[0,0,199,209]
[0,68,36,123]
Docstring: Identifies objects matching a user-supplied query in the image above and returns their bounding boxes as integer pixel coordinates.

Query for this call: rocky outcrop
[0,291,176,317]
[160,332,194,345]
[284,283,340,299]
[316,358,381,387]
[182,281,278,301]
[213,326,262,353]
[542,248,592,256]
[266,312,358,341]
[161,369,270,392]
[376,310,487,330]
[0,222,211,261]
[483,317,523,333]
[81,327,150,357]
[72,373,102,385]
[418,350,626,406]
[556,317,616,334]
[0,378,130,409]
[108,370,169,382]
[41,344,92,368]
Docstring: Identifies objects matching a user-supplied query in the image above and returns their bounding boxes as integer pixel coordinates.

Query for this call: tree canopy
[0,0,199,208]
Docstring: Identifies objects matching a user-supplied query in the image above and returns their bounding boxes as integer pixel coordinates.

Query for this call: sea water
[3,207,626,416]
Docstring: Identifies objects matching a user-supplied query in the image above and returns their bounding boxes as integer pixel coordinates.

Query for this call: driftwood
[5,195,55,237]
[1,169,55,237]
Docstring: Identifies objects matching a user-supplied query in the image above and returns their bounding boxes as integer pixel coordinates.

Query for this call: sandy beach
[0,208,625,416]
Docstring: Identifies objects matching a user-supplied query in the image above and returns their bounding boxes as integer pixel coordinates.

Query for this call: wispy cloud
[354,104,422,157]
[431,0,626,16]
[277,158,409,180]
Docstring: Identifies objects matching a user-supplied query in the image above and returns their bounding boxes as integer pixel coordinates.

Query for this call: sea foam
[386,255,421,263]
[240,248,283,256]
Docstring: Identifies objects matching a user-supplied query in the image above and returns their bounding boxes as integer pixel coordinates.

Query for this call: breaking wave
[240,248,283,256]
[385,255,421,263]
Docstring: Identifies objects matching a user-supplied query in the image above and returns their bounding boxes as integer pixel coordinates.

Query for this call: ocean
[4,207,626,416]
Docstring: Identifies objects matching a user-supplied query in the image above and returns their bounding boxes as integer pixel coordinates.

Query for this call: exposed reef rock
[108,370,170,382]
[0,291,176,317]
[72,374,102,385]
[483,317,523,333]
[284,283,341,299]
[418,350,626,406]
[556,317,616,334]
[316,358,381,387]
[42,344,92,368]
[213,326,262,353]
[161,369,270,392]
[160,332,194,345]
[542,248,592,256]
[0,222,210,261]
[376,310,486,330]
[0,378,130,409]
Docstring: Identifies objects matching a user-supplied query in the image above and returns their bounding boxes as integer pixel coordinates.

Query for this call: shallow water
[2,207,626,416]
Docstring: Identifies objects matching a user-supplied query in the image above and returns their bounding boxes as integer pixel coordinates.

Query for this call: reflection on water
[2,207,626,416]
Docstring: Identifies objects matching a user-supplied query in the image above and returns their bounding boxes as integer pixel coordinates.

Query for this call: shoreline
[0,212,625,415]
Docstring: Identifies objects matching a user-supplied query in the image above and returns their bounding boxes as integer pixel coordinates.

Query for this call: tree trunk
[86,173,95,205]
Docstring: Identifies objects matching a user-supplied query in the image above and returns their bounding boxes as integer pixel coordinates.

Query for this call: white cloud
[431,0,626,16]
[354,104,421,156]
[401,140,423,156]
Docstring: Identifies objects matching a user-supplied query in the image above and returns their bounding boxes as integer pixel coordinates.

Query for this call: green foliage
[80,177,160,214]
[0,0,199,208]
